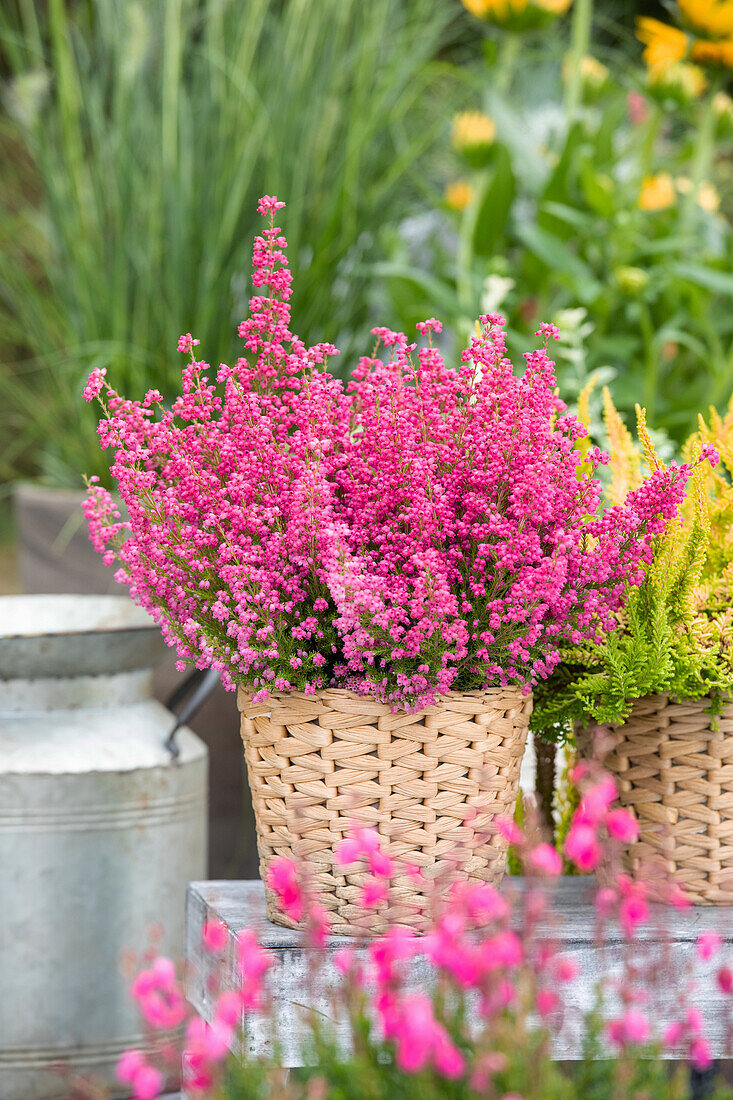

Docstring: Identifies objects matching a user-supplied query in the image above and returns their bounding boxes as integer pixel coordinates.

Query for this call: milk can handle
[164,668,221,759]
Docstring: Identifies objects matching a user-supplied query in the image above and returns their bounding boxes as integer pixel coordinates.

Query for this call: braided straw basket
[238,686,531,934]
[598,693,733,904]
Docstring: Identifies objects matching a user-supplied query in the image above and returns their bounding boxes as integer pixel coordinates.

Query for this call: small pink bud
[718,966,733,994]
[202,920,228,953]
[528,843,562,876]
[606,808,639,844]
[697,932,722,961]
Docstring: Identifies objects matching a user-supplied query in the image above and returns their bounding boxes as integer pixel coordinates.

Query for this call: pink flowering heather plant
[83,196,700,709]
[106,778,733,1100]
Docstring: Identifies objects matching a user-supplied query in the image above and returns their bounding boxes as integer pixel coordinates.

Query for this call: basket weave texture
[238,686,531,934]
[599,693,733,904]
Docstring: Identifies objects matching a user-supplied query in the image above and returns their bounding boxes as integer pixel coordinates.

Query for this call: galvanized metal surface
[0,595,208,1100]
[0,594,166,678]
[187,878,733,1065]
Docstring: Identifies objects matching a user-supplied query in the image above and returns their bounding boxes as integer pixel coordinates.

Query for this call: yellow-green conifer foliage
[533,392,733,738]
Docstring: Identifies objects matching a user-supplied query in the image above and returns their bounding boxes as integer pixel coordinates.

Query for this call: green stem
[638,104,662,180]
[638,301,658,422]
[680,89,718,236]
[494,33,520,96]
[564,0,593,120]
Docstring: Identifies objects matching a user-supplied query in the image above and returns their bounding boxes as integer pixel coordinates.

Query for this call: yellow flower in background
[646,59,707,101]
[637,6,733,72]
[691,35,733,66]
[713,89,733,133]
[445,180,474,212]
[714,89,733,116]
[678,0,733,39]
[614,266,650,296]
[698,181,721,210]
[675,176,721,210]
[462,0,573,31]
[637,17,689,70]
[562,53,610,94]
[451,110,496,167]
[638,172,676,211]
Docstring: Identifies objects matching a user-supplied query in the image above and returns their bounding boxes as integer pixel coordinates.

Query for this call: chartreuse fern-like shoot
[533,389,732,741]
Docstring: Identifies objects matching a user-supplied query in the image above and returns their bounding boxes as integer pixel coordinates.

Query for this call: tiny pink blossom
[202,920,228,953]
[565,823,601,872]
[718,965,733,993]
[528,843,562,877]
[82,366,107,402]
[664,1021,684,1047]
[177,333,200,354]
[267,857,303,922]
[690,1037,713,1070]
[215,990,243,1028]
[577,776,617,825]
[257,194,286,214]
[117,1049,146,1085]
[606,808,639,844]
[361,876,387,908]
[132,1065,165,1100]
[536,989,559,1017]
[619,892,649,938]
[697,931,722,961]
[494,814,523,845]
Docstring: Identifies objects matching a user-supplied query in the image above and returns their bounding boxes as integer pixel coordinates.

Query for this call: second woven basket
[596,693,733,904]
[238,686,531,934]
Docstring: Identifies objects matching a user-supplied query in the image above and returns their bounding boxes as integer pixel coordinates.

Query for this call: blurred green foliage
[0,0,460,489]
[375,0,733,443]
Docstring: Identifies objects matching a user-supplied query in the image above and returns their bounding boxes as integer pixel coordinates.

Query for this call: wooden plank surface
[186,878,733,1064]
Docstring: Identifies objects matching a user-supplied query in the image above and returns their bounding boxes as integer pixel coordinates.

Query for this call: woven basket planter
[594,693,733,904]
[238,686,531,934]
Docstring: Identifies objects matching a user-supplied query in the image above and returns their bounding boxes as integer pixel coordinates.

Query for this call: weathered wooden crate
[186,878,733,1067]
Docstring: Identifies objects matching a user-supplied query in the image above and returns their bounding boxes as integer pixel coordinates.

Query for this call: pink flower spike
[697,931,722,961]
[202,920,228,953]
[177,333,200,354]
[528,843,562,877]
[494,814,523,845]
[82,366,107,402]
[257,194,286,214]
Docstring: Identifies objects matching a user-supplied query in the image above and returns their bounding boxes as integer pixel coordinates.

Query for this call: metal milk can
[0,595,208,1099]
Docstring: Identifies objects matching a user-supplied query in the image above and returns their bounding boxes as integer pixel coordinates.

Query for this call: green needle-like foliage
[533,388,733,741]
